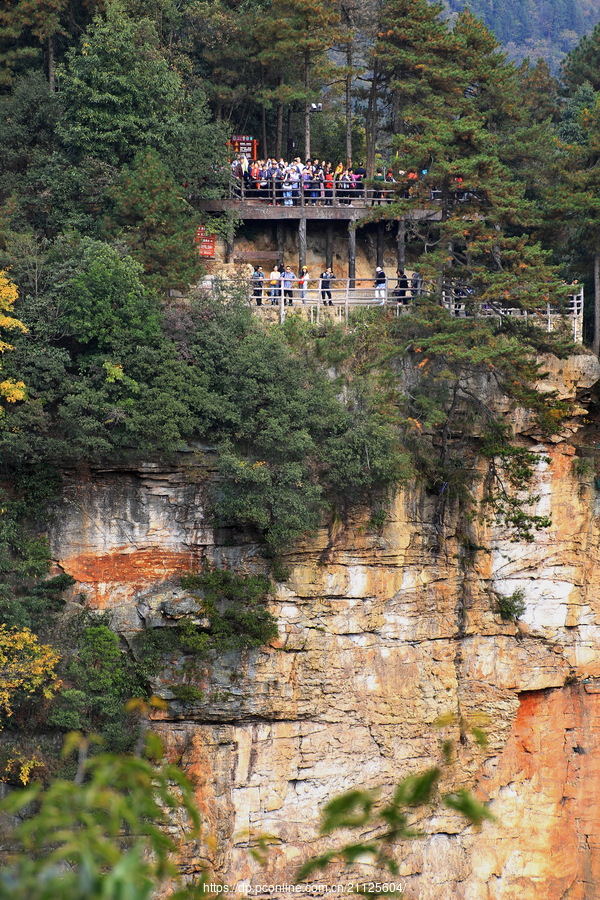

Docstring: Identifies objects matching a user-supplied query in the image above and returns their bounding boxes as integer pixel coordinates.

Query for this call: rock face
[50,355,600,899]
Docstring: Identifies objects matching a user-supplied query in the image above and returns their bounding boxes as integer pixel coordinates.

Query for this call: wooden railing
[227,178,481,208]
[231,179,406,208]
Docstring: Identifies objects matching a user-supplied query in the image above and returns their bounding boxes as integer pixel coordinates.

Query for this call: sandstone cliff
[50,354,600,899]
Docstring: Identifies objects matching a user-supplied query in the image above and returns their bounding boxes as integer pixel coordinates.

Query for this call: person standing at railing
[392,268,408,303]
[298,266,310,304]
[303,164,313,203]
[240,154,249,184]
[324,166,333,205]
[269,266,281,305]
[251,266,265,305]
[374,266,387,304]
[320,268,334,305]
[372,168,385,205]
[411,270,423,297]
[383,169,396,203]
[282,266,296,305]
[354,162,367,198]
[340,168,352,205]
[290,158,302,205]
[282,164,293,206]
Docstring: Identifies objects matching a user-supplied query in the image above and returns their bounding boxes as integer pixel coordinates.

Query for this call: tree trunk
[594,251,600,355]
[365,59,378,178]
[348,224,356,286]
[304,50,311,160]
[262,104,268,159]
[48,34,55,92]
[376,222,384,267]
[345,44,353,167]
[298,217,307,272]
[276,76,284,160]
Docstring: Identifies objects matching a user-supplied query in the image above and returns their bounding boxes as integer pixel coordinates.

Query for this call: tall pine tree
[373,5,566,315]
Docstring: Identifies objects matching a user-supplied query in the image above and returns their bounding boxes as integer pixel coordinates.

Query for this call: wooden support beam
[326,224,334,268]
[397,218,406,272]
[348,224,356,287]
[298,217,307,273]
[276,222,285,267]
[234,251,279,262]
[377,221,384,267]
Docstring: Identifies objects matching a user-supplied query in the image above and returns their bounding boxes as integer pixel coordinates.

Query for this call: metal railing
[240,276,585,339]
[442,286,585,343]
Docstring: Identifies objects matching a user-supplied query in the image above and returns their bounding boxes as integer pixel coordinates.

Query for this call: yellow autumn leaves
[0,268,26,410]
[0,625,59,720]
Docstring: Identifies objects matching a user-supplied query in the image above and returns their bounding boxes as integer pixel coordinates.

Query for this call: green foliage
[496,588,526,621]
[139,568,278,678]
[368,509,388,532]
[0,468,68,632]
[61,238,161,352]
[0,0,72,89]
[0,737,206,900]
[481,427,552,541]
[562,22,600,92]
[49,616,149,751]
[186,568,278,651]
[169,683,205,704]
[103,149,203,294]
[57,5,184,167]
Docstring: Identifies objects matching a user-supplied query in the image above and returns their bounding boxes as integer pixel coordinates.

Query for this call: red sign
[195,225,216,258]
[230,135,258,159]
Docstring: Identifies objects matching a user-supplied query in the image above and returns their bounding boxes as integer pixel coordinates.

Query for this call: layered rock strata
[50,355,600,899]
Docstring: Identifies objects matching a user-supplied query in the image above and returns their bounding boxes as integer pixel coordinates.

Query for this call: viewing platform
[196,182,585,345]
[195,181,438,279]
[203,274,585,344]
[197,182,440,223]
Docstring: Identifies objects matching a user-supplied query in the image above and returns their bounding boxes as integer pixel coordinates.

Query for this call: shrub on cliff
[294,302,571,541]
[1,253,569,552]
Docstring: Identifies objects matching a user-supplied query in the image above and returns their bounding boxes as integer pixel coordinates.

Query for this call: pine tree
[103,150,202,294]
[255,0,341,158]
[546,91,600,353]
[373,6,565,316]
[0,0,71,90]
[517,58,561,125]
[57,4,183,166]
[561,22,600,93]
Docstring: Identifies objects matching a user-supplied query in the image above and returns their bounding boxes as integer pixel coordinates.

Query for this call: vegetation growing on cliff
[136,568,279,697]
[0,470,279,773]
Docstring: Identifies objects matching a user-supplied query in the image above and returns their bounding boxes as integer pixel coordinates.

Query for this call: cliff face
[50,355,600,899]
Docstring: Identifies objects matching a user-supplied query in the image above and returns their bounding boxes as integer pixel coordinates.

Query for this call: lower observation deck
[202,275,584,344]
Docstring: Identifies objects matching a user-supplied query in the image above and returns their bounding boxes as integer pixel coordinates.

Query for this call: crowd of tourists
[231,155,405,205]
[249,265,424,306]
[229,155,481,205]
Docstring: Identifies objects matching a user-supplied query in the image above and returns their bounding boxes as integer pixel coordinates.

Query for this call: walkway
[206,275,585,343]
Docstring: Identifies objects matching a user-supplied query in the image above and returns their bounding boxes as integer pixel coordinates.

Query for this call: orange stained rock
[474,684,600,898]
[59,547,197,607]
